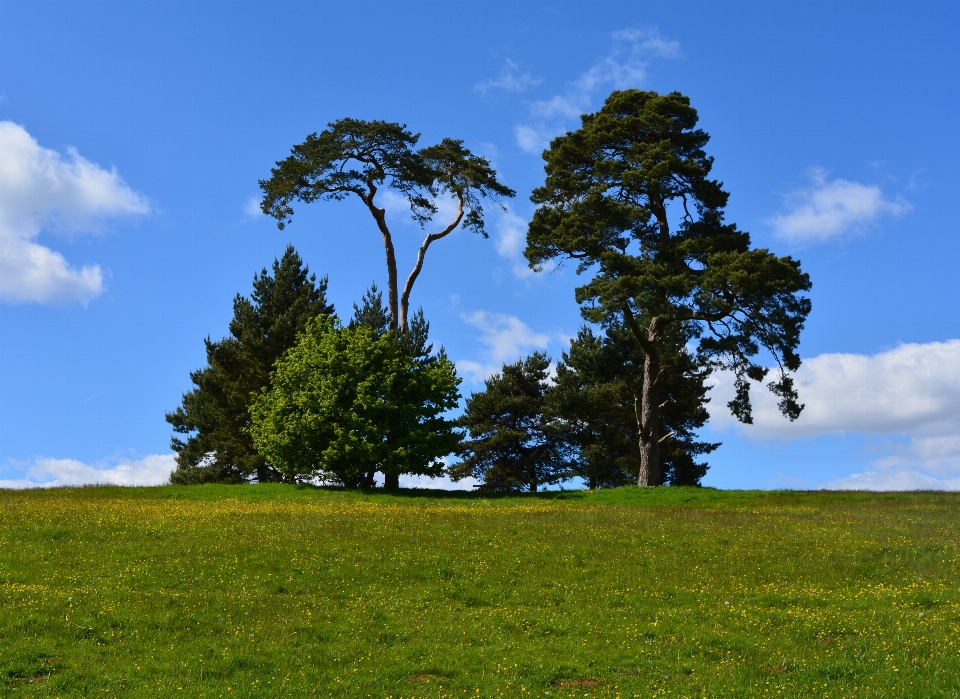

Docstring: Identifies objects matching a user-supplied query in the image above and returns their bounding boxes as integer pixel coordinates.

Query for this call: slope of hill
[1,485,957,697]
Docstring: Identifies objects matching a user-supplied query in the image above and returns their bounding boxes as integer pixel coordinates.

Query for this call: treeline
[167,247,716,488]
[167,89,811,489]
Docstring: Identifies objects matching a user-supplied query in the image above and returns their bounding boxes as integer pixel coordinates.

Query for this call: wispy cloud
[1,454,176,489]
[491,206,540,279]
[456,311,554,382]
[770,167,910,243]
[475,59,542,94]
[515,28,681,154]
[709,340,960,490]
[0,121,150,305]
[243,195,265,220]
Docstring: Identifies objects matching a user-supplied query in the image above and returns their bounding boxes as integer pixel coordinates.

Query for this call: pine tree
[166,245,334,483]
[526,90,811,484]
[452,352,572,492]
[553,323,719,488]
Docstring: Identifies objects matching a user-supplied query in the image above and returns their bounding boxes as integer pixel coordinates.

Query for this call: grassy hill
[1,485,957,697]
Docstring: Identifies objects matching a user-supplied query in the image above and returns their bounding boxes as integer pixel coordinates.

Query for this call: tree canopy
[259,119,515,332]
[166,245,334,484]
[526,90,811,485]
[249,316,462,487]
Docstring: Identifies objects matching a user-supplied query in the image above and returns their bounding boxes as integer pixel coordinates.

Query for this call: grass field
[1,485,958,698]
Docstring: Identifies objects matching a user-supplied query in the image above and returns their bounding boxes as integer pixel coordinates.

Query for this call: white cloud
[770,167,910,243]
[399,473,480,491]
[490,206,553,279]
[515,27,680,154]
[530,95,587,121]
[475,59,542,94]
[514,125,553,155]
[0,454,176,489]
[456,311,554,381]
[709,340,960,490]
[493,207,527,258]
[0,121,149,305]
[243,195,264,220]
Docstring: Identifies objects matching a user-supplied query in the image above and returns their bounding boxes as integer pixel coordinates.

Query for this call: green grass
[1,485,958,698]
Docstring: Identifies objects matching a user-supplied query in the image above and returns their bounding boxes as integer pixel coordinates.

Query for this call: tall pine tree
[166,245,334,483]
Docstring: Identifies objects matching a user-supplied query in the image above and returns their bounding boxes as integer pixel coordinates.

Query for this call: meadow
[1,485,957,698]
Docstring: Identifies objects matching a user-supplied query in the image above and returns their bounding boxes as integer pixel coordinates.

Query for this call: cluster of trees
[167,90,811,489]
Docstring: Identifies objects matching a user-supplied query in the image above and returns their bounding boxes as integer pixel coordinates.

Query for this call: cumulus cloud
[709,340,960,490]
[0,454,176,489]
[770,167,910,243]
[456,311,554,381]
[0,121,149,304]
[475,59,542,94]
[516,28,680,154]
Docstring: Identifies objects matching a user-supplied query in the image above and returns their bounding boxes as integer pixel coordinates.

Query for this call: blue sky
[1,1,959,490]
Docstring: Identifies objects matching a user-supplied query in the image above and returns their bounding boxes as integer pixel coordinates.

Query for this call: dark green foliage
[348,283,390,338]
[348,282,433,361]
[526,90,811,484]
[166,246,334,484]
[259,118,514,332]
[553,323,719,488]
[249,316,461,487]
[452,352,572,492]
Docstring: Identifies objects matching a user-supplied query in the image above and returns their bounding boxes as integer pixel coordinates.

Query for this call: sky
[1,1,959,490]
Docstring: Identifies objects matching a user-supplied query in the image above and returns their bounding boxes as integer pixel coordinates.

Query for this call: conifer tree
[166,245,334,483]
[526,90,811,485]
[260,119,514,333]
[452,352,572,492]
[553,323,719,488]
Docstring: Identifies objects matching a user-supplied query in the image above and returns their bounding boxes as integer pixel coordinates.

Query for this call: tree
[552,323,718,488]
[259,119,515,332]
[249,316,462,487]
[526,90,812,486]
[451,352,572,492]
[166,245,334,484]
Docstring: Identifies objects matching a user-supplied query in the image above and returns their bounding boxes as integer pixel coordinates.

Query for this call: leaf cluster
[260,119,514,236]
[249,316,462,487]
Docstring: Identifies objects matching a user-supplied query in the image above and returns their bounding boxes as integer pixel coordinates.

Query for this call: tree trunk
[367,204,400,331]
[623,312,664,487]
[637,343,661,486]
[384,473,400,490]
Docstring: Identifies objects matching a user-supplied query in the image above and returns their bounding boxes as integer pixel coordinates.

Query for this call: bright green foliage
[3,485,959,698]
[554,323,719,488]
[166,246,334,484]
[249,316,461,487]
[259,118,514,332]
[526,90,811,484]
[452,352,572,492]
